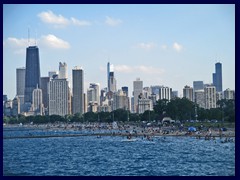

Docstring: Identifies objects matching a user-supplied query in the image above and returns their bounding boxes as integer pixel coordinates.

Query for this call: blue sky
[3,4,235,100]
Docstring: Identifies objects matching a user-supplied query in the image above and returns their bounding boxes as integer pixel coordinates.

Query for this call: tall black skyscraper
[212,62,222,92]
[24,46,41,104]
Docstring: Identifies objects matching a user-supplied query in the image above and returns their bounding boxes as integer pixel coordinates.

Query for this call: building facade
[204,85,216,109]
[133,78,143,113]
[49,79,69,116]
[183,85,194,102]
[223,88,235,100]
[72,67,84,115]
[24,46,41,104]
[40,77,50,110]
[32,86,43,115]
[212,62,222,92]
[159,86,172,101]
[58,62,68,79]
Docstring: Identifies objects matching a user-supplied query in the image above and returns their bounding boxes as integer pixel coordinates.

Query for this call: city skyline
[3,4,235,99]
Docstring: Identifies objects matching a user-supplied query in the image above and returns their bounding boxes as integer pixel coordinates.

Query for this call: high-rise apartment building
[72,67,84,115]
[183,85,194,102]
[194,90,205,108]
[193,81,204,91]
[133,78,143,113]
[223,88,235,100]
[112,89,129,111]
[24,46,41,104]
[212,62,222,92]
[204,85,216,109]
[49,79,69,116]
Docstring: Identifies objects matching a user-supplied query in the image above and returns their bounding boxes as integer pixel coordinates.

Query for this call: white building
[204,85,216,109]
[138,98,153,114]
[224,88,235,100]
[32,85,44,115]
[194,90,205,108]
[133,78,143,113]
[49,79,69,116]
[112,89,129,111]
[58,62,68,79]
[159,86,172,101]
[183,85,193,102]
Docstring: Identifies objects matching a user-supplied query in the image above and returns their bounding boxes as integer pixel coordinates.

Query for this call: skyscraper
[212,62,222,92]
[109,72,117,92]
[24,46,41,104]
[49,79,69,116]
[40,77,50,109]
[58,62,68,79]
[204,84,216,109]
[32,85,43,115]
[16,67,25,112]
[159,86,172,101]
[133,78,143,113]
[72,67,84,115]
[107,62,110,92]
[183,85,193,102]
[87,83,100,105]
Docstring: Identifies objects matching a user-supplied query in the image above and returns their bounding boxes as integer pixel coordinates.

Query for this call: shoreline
[3,123,235,139]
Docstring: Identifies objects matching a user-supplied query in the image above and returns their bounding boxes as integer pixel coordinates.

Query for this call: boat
[121,138,138,142]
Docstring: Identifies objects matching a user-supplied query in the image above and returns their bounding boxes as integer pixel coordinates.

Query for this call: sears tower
[24,46,41,104]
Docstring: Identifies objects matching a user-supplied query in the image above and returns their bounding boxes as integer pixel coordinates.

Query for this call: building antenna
[35,29,37,46]
[28,27,30,47]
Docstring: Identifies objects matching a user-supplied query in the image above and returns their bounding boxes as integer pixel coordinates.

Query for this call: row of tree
[3,98,235,124]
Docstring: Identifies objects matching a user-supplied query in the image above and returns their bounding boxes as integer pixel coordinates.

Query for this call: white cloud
[6,37,30,48]
[105,16,122,26]
[5,35,70,50]
[173,42,183,52]
[136,42,156,50]
[161,44,167,50]
[41,34,70,49]
[38,10,91,28]
[114,65,134,73]
[112,65,165,75]
[38,10,69,27]
[71,17,91,26]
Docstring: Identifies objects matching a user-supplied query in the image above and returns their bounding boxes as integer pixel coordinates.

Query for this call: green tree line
[3,98,235,124]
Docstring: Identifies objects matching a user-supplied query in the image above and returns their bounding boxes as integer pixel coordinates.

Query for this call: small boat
[121,138,138,142]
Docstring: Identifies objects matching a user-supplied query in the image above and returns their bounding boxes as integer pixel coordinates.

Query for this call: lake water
[3,127,235,176]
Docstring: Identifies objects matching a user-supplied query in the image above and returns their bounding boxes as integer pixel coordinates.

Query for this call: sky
[3,4,235,100]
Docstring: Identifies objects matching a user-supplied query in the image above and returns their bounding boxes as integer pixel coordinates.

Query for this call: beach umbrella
[188,127,196,132]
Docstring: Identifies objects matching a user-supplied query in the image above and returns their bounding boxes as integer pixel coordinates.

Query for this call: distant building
[109,72,117,93]
[72,67,84,115]
[159,86,172,101]
[40,77,50,110]
[138,98,153,114]
[49,79,69,116]
[194,90,205,109]
[121,86,129,97]
[32,85,44,115]
[204,85,216,109]
[24,46,41,104]
[193,81,204,91]
[224,88,235,100]
[183,85,193,102]
[11,96,20,116]
[48,71,58,79]
[58,62,68,79]
[133,78,143,113]
[171,91,178,99]
[212,62,222,92]
[112,89,129,111]
[16,67,25,113]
